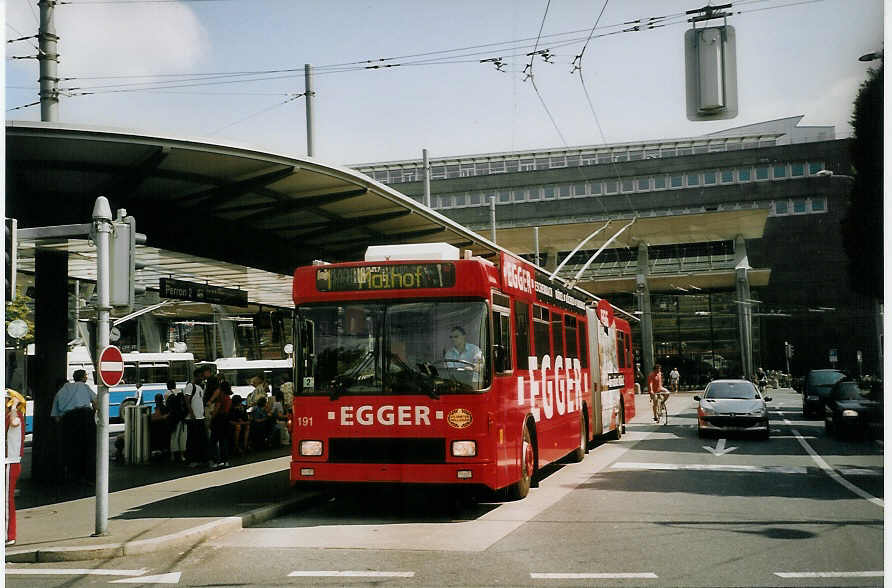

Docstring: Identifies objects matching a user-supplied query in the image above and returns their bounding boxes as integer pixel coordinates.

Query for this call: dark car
[695,379,771,439]
[824,380,881,440]
[802,369,846,418]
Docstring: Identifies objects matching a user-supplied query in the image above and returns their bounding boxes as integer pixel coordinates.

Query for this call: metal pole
[38,0,60,121]
[489,195,497,243]
[92,196,112,536]
[422,149,431,208]
[534,227,540,266]
[304,64,314,157]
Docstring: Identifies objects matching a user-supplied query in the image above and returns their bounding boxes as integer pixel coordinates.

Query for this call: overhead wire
[6,21,42,55]
[573,0,639,222]
[205,92,304,136]
[525,0,567,146]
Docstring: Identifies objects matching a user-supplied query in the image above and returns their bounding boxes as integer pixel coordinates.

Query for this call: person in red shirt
[6,389,26,546]
[647,364,670,422]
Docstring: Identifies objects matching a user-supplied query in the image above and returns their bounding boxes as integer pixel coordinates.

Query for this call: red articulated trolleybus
[290,243,635,499]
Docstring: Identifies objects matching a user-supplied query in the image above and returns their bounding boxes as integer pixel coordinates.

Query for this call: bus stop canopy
[7,121,768,311]
[7,121,510,308]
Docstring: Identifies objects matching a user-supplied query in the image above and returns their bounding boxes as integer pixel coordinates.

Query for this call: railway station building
[352,116,880,383]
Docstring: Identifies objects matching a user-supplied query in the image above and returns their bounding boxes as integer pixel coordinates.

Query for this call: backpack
[166,391,188,423]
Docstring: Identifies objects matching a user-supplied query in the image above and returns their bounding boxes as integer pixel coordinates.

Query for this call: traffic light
[5,217,17,302]
[109,215,135,308]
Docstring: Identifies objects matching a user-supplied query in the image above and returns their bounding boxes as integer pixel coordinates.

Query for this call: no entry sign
[98,345,125,387]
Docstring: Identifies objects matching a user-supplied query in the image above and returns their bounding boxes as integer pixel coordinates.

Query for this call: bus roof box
[365,243,460,261]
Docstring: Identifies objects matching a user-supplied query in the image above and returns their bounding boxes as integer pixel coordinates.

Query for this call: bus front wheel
[509,424,534,500]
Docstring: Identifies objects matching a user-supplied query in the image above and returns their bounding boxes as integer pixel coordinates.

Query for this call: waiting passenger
[246,376,268,409]
[150,393,170,460]
[228,395,250,455]
[165,380,188,463]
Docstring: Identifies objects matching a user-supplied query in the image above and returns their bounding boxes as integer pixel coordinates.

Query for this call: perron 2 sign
[159,278,248,307]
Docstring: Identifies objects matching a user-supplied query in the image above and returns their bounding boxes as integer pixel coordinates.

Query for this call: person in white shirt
[184,369,210,467]
[444,326,483,369]
[668,367,680,393]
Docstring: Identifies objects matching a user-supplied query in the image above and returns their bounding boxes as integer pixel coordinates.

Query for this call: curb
[6,491,322,563]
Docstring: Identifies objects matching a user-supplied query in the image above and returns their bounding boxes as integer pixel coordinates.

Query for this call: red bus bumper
[290,460,501,490]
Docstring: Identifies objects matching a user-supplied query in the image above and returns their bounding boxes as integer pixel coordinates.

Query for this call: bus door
[491,291,513,484]
[585,307,604,436]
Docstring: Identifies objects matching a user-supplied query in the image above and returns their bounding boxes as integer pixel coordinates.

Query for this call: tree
[841,64,883,298]
[5,286,34,347]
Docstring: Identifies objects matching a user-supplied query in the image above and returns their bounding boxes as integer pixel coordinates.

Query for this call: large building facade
[352,117,880,383]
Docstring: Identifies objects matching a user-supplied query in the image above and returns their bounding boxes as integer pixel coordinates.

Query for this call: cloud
[8,1,210,79]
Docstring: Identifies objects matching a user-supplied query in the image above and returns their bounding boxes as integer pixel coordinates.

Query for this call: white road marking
[703,438,737,456]
[288,571,415,578]
[4,568,147,576]
[611,462,806,474]
[839,468,883,476]
[775,571,883,578]
[532,572,658,579]
[111,572,182,584]
[777,413,884,508]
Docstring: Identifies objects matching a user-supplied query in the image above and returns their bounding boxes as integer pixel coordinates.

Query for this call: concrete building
[352,116,879,383]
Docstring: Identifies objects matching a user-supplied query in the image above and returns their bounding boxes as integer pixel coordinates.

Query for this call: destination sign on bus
[316,263,456,292]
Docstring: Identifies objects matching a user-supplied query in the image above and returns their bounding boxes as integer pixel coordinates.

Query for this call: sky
[4,0,885,166]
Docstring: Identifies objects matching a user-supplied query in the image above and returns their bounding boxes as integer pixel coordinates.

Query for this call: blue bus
[25,348,195,433]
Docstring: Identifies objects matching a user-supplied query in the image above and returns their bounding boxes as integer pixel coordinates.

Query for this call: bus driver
[444,326,483,370]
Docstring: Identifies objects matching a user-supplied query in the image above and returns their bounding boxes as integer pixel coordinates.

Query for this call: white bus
[200,357,293,401]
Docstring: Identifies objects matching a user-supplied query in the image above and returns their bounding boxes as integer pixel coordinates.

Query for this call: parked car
[824,380,881,440]
[694,379,771,439]
[801,369,846,419]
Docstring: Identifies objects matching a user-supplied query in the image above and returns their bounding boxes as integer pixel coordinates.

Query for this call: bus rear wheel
[509,424,534,500]
[569,414,586,463]
[610,403,624,441]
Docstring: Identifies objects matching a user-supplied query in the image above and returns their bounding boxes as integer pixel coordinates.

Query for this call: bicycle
[652,392,669,425]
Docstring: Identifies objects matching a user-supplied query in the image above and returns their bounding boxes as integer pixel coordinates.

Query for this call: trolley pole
[422,148,431,208]
[534,227,540,266]
[490,195,497,243]
[304,64,314,157]
[38,0,60,122]
[92,197,113,536]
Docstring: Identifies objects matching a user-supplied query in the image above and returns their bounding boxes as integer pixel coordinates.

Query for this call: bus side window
[533,305,550,361]
[564,314,578,361]
[552,312,564,358]
[616,332,626,368]
[493,312,511,372]
[513,301,530,370]
[491,292,512,373]
[578,322,588,368]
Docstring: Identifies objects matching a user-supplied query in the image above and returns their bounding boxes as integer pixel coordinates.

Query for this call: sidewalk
[7,445,321,563]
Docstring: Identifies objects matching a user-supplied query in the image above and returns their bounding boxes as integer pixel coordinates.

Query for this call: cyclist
[647,363,670,422]
[756,367,768,395]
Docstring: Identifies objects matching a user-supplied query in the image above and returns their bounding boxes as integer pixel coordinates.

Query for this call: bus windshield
[299,301,490,396]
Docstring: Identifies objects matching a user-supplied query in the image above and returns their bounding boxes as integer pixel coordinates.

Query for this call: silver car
[694,379,771,439]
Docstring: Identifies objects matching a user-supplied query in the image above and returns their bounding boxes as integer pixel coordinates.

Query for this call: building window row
[358,136,781,185]
[426,161,826,209]
[771,197,827,216]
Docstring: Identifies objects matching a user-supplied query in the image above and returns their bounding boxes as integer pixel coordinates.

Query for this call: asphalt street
[6,391,884,587]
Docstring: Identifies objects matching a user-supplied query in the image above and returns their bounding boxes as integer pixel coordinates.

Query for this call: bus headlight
[299,440,323,456]
[451,441,477,457]
[842,409,858,418]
